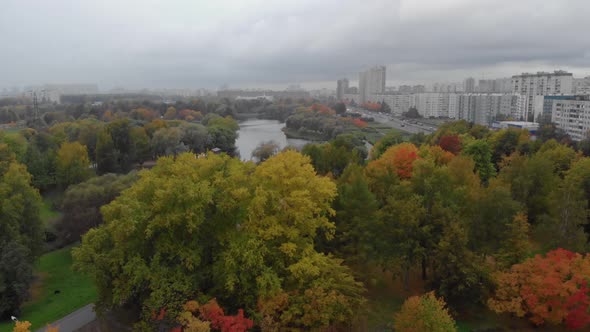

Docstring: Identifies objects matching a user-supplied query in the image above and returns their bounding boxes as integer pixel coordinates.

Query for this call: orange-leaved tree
[351,118,368,128]
[393,292,457,332]
[12,321,59,332]
[488,248,590,329]
[366,142,420,180]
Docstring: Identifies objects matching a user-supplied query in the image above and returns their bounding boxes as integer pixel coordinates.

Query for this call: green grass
[40,196,61,224]
[0,127,21,136]
[0,246,97,331]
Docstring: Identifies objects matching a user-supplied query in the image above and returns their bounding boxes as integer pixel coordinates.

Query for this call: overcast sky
[1,0,590,90]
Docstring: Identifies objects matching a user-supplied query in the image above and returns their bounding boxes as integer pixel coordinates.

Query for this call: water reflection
[236,119,311,160]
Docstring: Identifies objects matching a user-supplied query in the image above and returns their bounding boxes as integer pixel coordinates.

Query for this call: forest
[3,99,590,331]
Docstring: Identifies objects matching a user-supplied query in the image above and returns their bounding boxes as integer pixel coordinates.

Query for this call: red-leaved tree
[488,248,590,330]
[438,135,462,155]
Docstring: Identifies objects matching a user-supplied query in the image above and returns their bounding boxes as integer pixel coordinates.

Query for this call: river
[236,119,312,160]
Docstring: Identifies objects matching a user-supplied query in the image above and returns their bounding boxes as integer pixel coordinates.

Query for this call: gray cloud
[1,0,590,90]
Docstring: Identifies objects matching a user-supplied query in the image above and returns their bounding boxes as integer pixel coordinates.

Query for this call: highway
[348,108,437,135]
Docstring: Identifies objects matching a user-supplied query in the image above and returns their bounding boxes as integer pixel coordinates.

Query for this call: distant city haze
[1,0,590,90]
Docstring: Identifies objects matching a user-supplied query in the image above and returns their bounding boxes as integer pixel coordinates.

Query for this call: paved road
[350,108,436,134]
[36,304,95,332]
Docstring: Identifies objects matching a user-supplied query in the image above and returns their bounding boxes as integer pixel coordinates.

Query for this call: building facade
[574,77,590,95]
[511,70,574,119]
[547,95,590,141]
[359,65,386,103]
[464,78,475,93]
[336,78,349,100]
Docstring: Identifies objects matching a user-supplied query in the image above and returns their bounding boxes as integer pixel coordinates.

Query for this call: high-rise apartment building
[478,80,495,93]
[511,70,573,118]
[548,95,590,141]
[464,78,475,93]
[411,93,524,125]
[574,77,590,95]
[359,66,386,103]
[336,79,349,100]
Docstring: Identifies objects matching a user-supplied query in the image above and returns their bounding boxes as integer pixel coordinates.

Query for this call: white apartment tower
[550,96,590,141]
[464,78,475,93]
[359,66,386,103]
[336,79,349,100]
[511,70,573,120]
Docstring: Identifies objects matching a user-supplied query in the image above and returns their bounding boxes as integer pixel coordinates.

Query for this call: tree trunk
[422,258,427,280]
[404,268,410,291]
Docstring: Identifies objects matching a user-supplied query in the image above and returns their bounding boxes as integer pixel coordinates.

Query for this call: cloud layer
[1,0,589,89]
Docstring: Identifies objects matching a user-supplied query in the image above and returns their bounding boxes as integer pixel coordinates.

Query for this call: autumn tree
[438,135,461,155]
[393,292,457,332]
[489,249,590,329]
[495,213,531,268]
[55,141,92,187]
[73,153,253,322]
[216,151,366,329]
[164,106,177,120]
[370,130,403,160]
[366,143,420,194]
[73,151,365,329]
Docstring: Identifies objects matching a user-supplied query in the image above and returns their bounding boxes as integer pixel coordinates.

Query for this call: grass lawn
[0,127,21,136]
[0,246,97,331]
[40,196,61,224]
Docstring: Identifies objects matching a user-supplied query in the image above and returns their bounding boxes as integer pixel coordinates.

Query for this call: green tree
[0,241,34,318]
[498,153,557,224]
[130,127,151,165]
[327,164,378,260]
[58,172,138,244]
[468,181,521,256]
[333,102,346,115]
[151,127,187,157]
[95,128,117,174]
[430,221,492,307]
[534,158,590,252]
[463,140,495,183]
[55,141,92,187]
[0,159,43,317]
[23,137,56,190]
[73,153,252,320]
[180,123,209,154]
[376,192,427,289]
